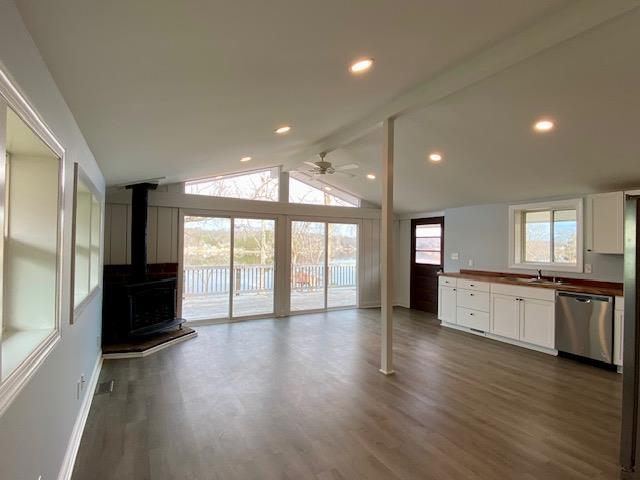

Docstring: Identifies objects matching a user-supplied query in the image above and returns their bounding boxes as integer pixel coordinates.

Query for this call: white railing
[183,264,356,296]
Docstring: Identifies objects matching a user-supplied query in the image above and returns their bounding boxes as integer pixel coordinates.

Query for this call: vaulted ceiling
[15,1,640,212]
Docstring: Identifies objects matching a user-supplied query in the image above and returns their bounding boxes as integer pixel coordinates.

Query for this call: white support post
[380,118,395,375]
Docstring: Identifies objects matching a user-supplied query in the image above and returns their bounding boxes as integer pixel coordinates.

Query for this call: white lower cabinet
[439,278,558,354]
[457,307,490,331]
[490,294,520,340]
[520,297,555,349]
[438,286,457,324]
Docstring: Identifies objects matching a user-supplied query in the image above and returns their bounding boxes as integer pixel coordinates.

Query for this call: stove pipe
[126,182,158,280]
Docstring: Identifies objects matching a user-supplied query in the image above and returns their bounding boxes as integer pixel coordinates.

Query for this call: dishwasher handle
[556,291,613,303]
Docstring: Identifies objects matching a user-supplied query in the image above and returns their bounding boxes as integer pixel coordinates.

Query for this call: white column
[380,118,395,375]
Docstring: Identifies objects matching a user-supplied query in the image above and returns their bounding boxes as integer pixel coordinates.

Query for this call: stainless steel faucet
[536,269,543,280]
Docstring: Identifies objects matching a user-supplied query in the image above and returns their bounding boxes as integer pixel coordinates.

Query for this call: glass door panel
[232,218,276,317]
[328,223,358,308]
[183,216,231,320]
[290,221,326,311]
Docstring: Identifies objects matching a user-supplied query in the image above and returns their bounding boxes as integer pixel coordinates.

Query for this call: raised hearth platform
[102,327,197,359]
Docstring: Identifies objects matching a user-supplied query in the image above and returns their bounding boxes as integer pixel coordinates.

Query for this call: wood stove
[102,183,184,343]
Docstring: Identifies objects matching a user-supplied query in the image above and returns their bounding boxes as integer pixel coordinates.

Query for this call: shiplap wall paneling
[156,207,179,263]
[147,206,158,263]
[104,203,112,264]
[359,218,381,307]
[109,204,129,265]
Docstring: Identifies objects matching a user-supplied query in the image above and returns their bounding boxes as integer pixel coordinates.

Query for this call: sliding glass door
[290,220,358,312]
[232,218,275,317]
[183,216,231,321]
[328,223,358,308]
[182,215,275,321]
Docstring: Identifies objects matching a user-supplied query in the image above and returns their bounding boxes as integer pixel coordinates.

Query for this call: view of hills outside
[524,209,577,264]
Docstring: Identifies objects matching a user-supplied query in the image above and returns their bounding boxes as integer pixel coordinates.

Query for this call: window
[414,223,442,265]
[72,163,103,315]
[0,80,64,415]
[185,167,279,202]
[509,199,583,272]
[289,173,359,207]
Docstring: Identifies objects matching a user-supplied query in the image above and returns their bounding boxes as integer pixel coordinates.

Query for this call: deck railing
[183,264,356,296]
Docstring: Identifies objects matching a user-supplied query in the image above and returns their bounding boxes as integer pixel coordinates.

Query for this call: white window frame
[184,166,281,202]
[288,172,361,207]
[70,162,104,321]
[508,198,583,273]
[0,68,65,417]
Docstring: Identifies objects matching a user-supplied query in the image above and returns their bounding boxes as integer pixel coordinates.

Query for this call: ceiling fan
[298,152,359,177]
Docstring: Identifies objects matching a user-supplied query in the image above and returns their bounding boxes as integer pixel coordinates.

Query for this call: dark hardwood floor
[73,308,622,480]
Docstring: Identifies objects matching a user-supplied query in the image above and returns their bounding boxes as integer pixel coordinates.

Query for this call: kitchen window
[509,199,583,272]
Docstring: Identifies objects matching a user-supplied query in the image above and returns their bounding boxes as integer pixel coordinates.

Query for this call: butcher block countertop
[440,270,623,297]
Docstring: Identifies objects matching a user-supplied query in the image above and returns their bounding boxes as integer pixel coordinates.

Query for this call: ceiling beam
[282,0,640,169]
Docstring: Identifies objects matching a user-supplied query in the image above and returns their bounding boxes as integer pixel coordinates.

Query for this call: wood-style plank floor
[73,308,622,480]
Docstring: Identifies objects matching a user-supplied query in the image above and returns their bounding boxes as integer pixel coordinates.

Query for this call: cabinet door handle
[470,293,475,296]
[470,313,474,316]
[470,284,475,287]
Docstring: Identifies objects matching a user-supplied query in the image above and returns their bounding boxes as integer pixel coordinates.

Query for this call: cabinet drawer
[456,279,490,293]
[439,276,457,287]
[457,289,490,312]
[457,307,490,331]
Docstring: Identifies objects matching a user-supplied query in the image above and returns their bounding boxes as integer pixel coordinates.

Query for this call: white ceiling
[324,6,640,212]
[16,0,567,184]
[14,1,640,213]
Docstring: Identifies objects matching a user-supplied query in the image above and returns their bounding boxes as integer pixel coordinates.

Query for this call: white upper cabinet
[586,191,624,254]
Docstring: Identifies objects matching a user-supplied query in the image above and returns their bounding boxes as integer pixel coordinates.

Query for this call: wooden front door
[410,217,444,313]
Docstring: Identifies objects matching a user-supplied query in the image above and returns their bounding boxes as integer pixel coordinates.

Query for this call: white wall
[0,2,105,480]
[393,198,625,302]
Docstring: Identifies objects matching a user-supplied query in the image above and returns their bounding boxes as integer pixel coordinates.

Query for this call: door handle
[576,298,592,303]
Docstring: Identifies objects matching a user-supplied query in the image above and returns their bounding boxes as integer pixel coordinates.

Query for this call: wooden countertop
[440,270,623,297]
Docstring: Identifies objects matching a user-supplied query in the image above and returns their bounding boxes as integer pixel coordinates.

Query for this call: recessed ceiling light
[349,58,374,74]
[240,156,252,162]
[275,125,291,135]
[533,119,555,132]
[366,173,376,180]
[429,152,443,162]
[324,186,332,192]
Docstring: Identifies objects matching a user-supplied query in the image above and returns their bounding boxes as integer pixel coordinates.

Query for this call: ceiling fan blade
[304,161,319,168]
[334,171,355,178]
[335,163,359,171]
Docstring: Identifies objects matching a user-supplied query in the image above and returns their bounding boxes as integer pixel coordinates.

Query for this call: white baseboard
[57,352,103,480]
[102,331,197,359]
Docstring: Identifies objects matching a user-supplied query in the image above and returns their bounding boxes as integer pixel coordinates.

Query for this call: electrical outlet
[468,259,474,267]
[80,374,86,391]
[585,263,592,274]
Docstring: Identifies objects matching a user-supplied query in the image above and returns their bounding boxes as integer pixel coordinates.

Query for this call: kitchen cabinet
[614,296,624,367]
[520,297,555,349]
[490,294,520,340]
[586,191,624,254]
[438,286,457,324]
[490,292,555,348]
[457,307,490,331]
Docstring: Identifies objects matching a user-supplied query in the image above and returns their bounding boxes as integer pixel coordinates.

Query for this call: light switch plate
[585,263,592,274]
[468,259,474,267]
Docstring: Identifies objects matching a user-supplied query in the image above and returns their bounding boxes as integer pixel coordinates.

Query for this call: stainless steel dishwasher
[555,291,614,363]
